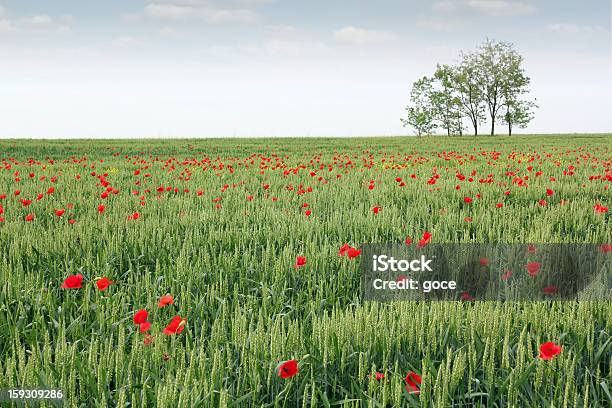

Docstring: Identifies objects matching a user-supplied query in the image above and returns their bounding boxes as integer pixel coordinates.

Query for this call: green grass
[0,135,610,407]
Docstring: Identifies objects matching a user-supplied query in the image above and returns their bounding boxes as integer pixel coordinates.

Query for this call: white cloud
[332,26,398,45]
[546,23,608,36]
[0,6,72,33]
[433,0,536,16]
[144,3,260,24]
[0,19,13,33]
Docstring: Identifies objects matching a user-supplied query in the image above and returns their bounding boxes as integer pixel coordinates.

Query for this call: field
[0,135,610,407]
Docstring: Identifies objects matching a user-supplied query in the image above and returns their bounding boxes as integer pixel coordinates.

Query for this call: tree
[475,39,532,136]
[497,48,536,135]
[452,52,486,136]
[401,76,437,137]
[499,98,537,136]
[432,64,464,136]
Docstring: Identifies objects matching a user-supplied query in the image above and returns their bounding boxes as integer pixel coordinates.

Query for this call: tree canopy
[401,39,536,136]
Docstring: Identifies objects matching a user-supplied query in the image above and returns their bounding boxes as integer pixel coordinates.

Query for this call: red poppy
[55,209,65,217]
[95,277,113,291]
[546,188,554,196]
[405,237,412,246]
[460,292,475,301]
[405,372,422,394]
[133,309,148,325]
[538,199,547,206]
[68,219,77,225]
[139,322,152,333]
[163,315,187,335]
[594,203,608,213]
[143,334,154,346]
[372,206,381,214]
[368,372,385,380]
[496,203,504,208]
[338,243,350,256]
[542,285,557,295]
[526,262,541,277]
[539,342,562,360]
[417,231,432,248]
[158,295,174,308]
[479,258,489,266]
[347,247,361,259]
[98,204,105,214]
[61,274,84,289]
[294,256,307,268]
[277,359,299,379]
[25,214,35,222]
[501,269,513,281]
[304,209,311,217]
[464,196,473,204]
[527,244,537,254]
[599,244,612,253]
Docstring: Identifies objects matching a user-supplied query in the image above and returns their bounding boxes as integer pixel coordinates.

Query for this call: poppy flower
[276,359,299,379]
[25,214,35,222]
[304,209,311,217]
[338,243,350,256]
[96,277,113,291]
[68,219,77,225]
[526,262,541,277]
[542,285,558,295]
[55,209,65,217]
[347,247,361,259]
[139,322,152,333]
[158,295,174,308]
[599,244,612,253]
[417,231,432,248]
[98,204,105,214]
[405,372,422,394]
[546,188,554,196]
[368,372,385,381]
[143,334,154,346]
[538,199,547,206]
[294,256,307,268]
[501,269,513,281]
[372,206,381,215]
[464,196,473,204]
[163,315,186,335]
[479,258,489,266]
[594,203,608,213]
[61,274,84,289]
[527,244,537,254]
[405,237,412,246]
[496,203,504,208]
[460,292,475,301]
[539,342,562,360]
[133,309,148,325]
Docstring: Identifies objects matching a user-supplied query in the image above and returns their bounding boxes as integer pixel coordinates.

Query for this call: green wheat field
[0,135,611,407]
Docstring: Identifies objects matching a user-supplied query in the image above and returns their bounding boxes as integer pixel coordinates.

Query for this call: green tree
[475,39,532,136]
[499,98,537,136]
[401,76,437,137]
[432,64,464,136]
[452,51,486,136]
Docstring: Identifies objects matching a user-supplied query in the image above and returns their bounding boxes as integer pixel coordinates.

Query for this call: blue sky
[0,0,610,137]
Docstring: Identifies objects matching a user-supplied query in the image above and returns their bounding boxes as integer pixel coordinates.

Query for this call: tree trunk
[508,122,512,136]
[474,121,478,136]
[490,120,495,136]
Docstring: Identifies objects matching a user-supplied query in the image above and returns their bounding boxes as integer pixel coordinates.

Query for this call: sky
[0,0,610,138]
